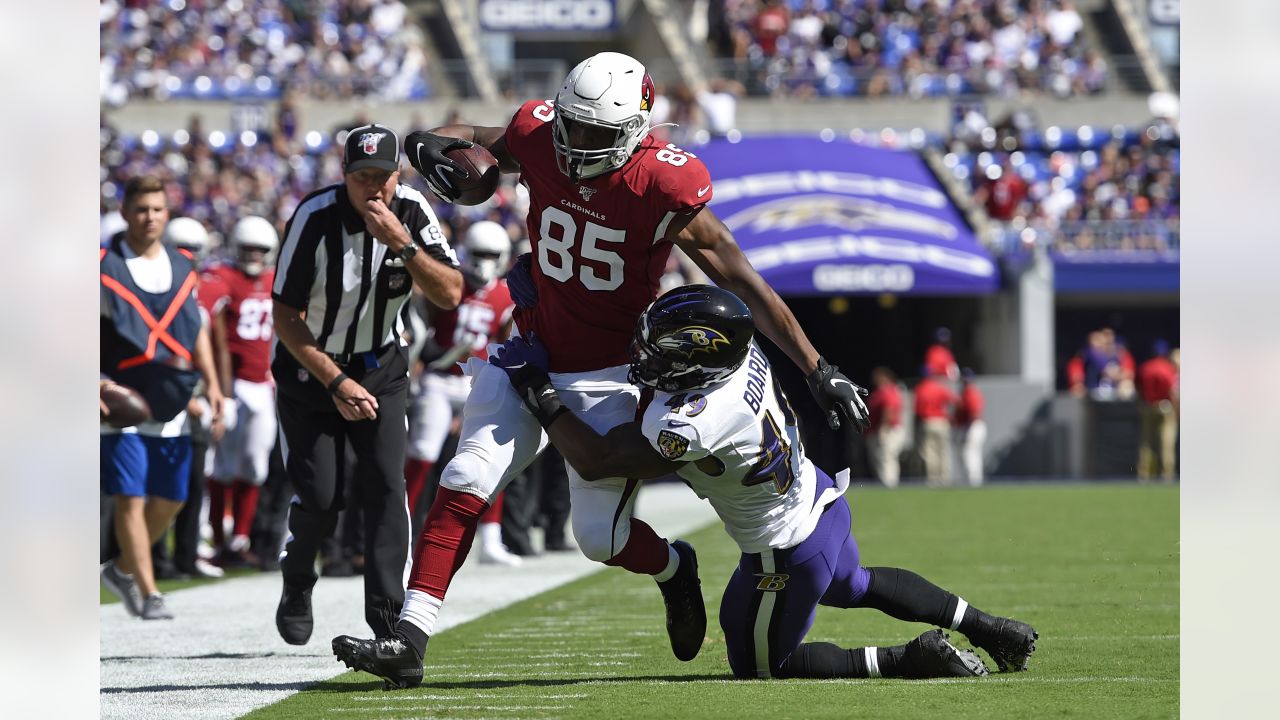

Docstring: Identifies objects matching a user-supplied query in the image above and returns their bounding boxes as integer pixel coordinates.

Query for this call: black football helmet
[628,285,754,394]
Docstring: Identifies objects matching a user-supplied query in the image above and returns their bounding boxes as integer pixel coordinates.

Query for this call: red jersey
[924,344,958,380]
[954,384,985,426]
[914,377,957,420]
[1137,357,1177,404]
[983,172,1028,221]
[505,99,712,372]
[195,264,228,326]
[868,383,903,431]
[429,279,514,376]
[203,265,275,383]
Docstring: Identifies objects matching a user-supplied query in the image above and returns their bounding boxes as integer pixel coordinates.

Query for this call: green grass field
[246,483,1178,719]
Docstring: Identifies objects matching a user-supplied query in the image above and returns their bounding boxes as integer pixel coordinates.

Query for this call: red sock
[481,491,504,524]
[407,487,487,597]
[207,481,229,547]
[404,458,433,516]
[603,518,671,575]
[231,480,261,539]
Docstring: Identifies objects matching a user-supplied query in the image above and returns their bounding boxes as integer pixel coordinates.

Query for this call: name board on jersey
[691,136,998,296]
[479,0,616,32]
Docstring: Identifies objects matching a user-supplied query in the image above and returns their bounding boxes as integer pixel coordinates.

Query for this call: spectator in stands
[1136,340,1178,482]
[914,367,957,487]
[866,367,905,488]
[924,327,960,382]
[953,369,987,487]
[973,155,1029,221]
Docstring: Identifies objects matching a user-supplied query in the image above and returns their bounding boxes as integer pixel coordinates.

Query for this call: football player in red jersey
[204,215,280,567]
[333,52,872,688]
[404,220,520,565]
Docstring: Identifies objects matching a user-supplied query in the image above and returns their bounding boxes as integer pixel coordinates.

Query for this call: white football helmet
[552,52,656,181]
[162,217,210,261]
[230,215,279,276]
[462,221,511,287]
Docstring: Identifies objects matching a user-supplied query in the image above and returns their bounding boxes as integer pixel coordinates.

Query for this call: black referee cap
[344,124,400,173]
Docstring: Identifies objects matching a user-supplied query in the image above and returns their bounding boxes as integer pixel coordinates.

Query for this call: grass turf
[246,483,1178,719]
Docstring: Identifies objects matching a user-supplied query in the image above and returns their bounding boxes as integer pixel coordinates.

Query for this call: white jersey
[640,342,843,553]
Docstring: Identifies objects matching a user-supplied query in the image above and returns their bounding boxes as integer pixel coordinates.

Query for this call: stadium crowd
[99,0,428,104]
[709,0,1106,98]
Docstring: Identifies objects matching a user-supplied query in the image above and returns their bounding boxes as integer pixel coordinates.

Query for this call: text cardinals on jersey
[504,99,713,373]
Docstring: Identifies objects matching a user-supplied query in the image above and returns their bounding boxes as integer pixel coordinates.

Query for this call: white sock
[950,598,969,630]
[400,589,444,636]
[652,544,680,583]
[479,522,503,551]
[863,647,881,678]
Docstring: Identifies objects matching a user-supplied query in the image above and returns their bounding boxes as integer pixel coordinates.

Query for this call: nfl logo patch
[358,132,387,155]
[389,273,406,290]
[297,369,310,383]
[656,429,690,460]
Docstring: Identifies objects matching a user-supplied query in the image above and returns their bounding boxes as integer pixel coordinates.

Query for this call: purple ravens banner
[691,137,999,295]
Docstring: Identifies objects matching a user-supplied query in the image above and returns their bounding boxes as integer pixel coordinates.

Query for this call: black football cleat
[963,615,1038,672]
[276,583,314,646]
[657,540,707,662]
[332,635,424,689]
[899,629,990,678]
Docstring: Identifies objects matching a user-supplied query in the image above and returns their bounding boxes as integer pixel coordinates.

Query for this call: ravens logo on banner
[656,429,691,460]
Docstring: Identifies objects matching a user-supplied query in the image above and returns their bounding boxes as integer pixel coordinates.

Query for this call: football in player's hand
[101,382,152,428]
[445,144,500,206]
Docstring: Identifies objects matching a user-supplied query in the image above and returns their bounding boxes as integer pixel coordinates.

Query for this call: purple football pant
[719,469,871,678]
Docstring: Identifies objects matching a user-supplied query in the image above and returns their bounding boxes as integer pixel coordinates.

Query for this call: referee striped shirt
[272,182,458,356]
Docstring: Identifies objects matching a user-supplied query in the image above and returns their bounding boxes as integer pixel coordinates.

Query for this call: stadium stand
[710,0,1106,98]
[99,0,429,104]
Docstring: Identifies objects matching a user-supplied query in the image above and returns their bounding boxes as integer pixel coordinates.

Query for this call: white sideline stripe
[99,482,719,720]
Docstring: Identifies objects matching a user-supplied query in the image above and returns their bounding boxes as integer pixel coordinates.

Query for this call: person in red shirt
[404,221,519,565]
[203,215,279,567]
[1136,340,1178,482]
[333,52,872,688]
[973,156,1028,221]
[867,367,906,487]
[752,0,790,58]
[953,368,986,486]
[914,367,958,486]
[924,327,960,382]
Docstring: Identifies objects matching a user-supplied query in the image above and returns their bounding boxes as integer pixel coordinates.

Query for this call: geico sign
[813,264,915,292]
[480,0,615,31]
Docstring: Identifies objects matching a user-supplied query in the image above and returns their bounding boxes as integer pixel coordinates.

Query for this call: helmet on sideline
[162,217,210,261]
[552,52,655,182]
[230,215,278,276]
[628,285,754,394]
[462,221,511,286]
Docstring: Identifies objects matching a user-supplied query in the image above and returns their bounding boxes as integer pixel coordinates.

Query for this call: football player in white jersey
[491,285,1038,679]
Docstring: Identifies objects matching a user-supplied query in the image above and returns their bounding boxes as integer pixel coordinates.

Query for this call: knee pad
[572,517,625,563]
[439,450,502,503]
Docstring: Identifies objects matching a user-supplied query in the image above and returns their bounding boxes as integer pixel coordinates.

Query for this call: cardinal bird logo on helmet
[639,74,655,112]
[655,326,731,357]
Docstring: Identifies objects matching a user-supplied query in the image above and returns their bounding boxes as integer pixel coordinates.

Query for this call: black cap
[344,124,400,173]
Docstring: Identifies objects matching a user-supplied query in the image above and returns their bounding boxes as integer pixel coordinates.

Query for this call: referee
[271,124,462,645]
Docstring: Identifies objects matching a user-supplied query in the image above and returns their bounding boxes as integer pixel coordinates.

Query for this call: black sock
[862,566,989,631]
[776,642,902,679]
[395,621,429,660]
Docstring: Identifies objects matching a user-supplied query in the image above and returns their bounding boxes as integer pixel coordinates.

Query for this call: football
[100,382,152,429]
[445,143,501,206]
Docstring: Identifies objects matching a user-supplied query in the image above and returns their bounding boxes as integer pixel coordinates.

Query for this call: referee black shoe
[656,540,706,662]
[276,582,314,646]
[962,615,1038,672]
[332,635,424,689]
[898,629,990,678]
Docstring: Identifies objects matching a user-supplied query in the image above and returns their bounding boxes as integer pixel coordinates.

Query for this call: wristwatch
[398,242,419,262]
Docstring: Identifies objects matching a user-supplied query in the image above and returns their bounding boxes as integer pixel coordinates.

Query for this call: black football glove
[805,357,871,434]
[404,131,473,204]
[506,253,538,309]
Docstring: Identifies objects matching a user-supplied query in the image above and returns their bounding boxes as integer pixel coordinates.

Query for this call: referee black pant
[274,343,410,638]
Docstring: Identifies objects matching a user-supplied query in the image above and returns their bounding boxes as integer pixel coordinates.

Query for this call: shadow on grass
[300,673,734,694]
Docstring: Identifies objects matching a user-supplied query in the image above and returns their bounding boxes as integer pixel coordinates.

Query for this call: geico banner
[479,0,617,32]
[692,136,1000,296]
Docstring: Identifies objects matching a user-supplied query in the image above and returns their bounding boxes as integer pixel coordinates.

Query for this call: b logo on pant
[755,573,790,592]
